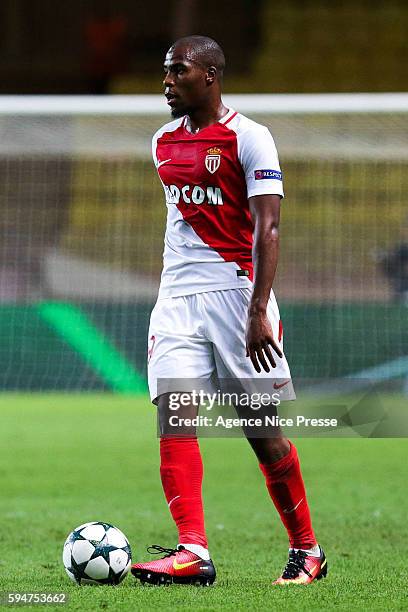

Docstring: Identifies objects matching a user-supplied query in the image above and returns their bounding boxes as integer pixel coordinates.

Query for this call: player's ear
[206,66,217,86]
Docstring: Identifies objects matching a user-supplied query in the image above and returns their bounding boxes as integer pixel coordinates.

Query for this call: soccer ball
[63,521,132,585]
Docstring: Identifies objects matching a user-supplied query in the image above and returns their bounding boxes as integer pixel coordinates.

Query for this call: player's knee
[157,392,199,437]
[246,435,290,464]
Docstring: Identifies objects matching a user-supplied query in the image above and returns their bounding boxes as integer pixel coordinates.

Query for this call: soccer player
[131,35,327,586]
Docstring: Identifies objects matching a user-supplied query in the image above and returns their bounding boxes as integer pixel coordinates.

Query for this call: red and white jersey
[152,108,284,298]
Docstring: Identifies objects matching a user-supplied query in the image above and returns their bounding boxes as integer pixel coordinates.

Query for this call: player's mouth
[165,92,179,107]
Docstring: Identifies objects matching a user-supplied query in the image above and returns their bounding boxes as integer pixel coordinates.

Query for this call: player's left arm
[246,194,283,373]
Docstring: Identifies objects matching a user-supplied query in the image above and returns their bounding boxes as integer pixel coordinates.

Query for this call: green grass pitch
[0,393,406,611]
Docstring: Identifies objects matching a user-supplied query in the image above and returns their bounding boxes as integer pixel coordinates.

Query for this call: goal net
[0,94,407,392]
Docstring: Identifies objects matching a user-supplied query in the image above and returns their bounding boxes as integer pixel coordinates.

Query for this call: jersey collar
[183,108,236,134]
[218,108,236,124]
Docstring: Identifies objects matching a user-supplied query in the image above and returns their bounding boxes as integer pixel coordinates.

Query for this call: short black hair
[170,35,226,76]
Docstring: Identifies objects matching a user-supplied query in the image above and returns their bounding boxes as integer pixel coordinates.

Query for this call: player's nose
[163,72,174,87]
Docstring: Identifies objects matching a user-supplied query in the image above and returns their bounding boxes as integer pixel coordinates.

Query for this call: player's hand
[245,311,283,373]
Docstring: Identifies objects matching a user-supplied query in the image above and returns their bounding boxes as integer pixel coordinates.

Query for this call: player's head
[163,35,225,118]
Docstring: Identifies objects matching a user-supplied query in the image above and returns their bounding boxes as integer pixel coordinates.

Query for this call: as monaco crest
[205,147,222,174]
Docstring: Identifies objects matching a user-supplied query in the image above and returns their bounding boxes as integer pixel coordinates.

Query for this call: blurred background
[1,0,408,94]
[0,0,407,393]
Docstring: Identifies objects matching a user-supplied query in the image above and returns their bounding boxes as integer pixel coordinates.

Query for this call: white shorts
[147,288,295,403]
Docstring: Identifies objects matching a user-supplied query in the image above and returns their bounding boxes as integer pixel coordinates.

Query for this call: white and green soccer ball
[63,522,132,585]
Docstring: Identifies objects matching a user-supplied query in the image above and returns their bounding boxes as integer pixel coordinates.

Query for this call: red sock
[160,437,207,548]
[260,441,317,549]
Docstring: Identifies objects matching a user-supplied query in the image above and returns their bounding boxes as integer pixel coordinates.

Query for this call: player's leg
[157,392,208,556]
[132,392,216,585]
[205,288,327,584]
[234,401,318,553]
[131,296,216,585]
[239,416,326,583]
[255,436,327,584]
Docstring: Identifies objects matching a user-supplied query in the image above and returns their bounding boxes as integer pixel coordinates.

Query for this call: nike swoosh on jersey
[173,559,201,570]
[283,498,304,514]
[157,158,172,168]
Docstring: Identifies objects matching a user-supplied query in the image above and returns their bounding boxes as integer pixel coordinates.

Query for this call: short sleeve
[238,125,284,199]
